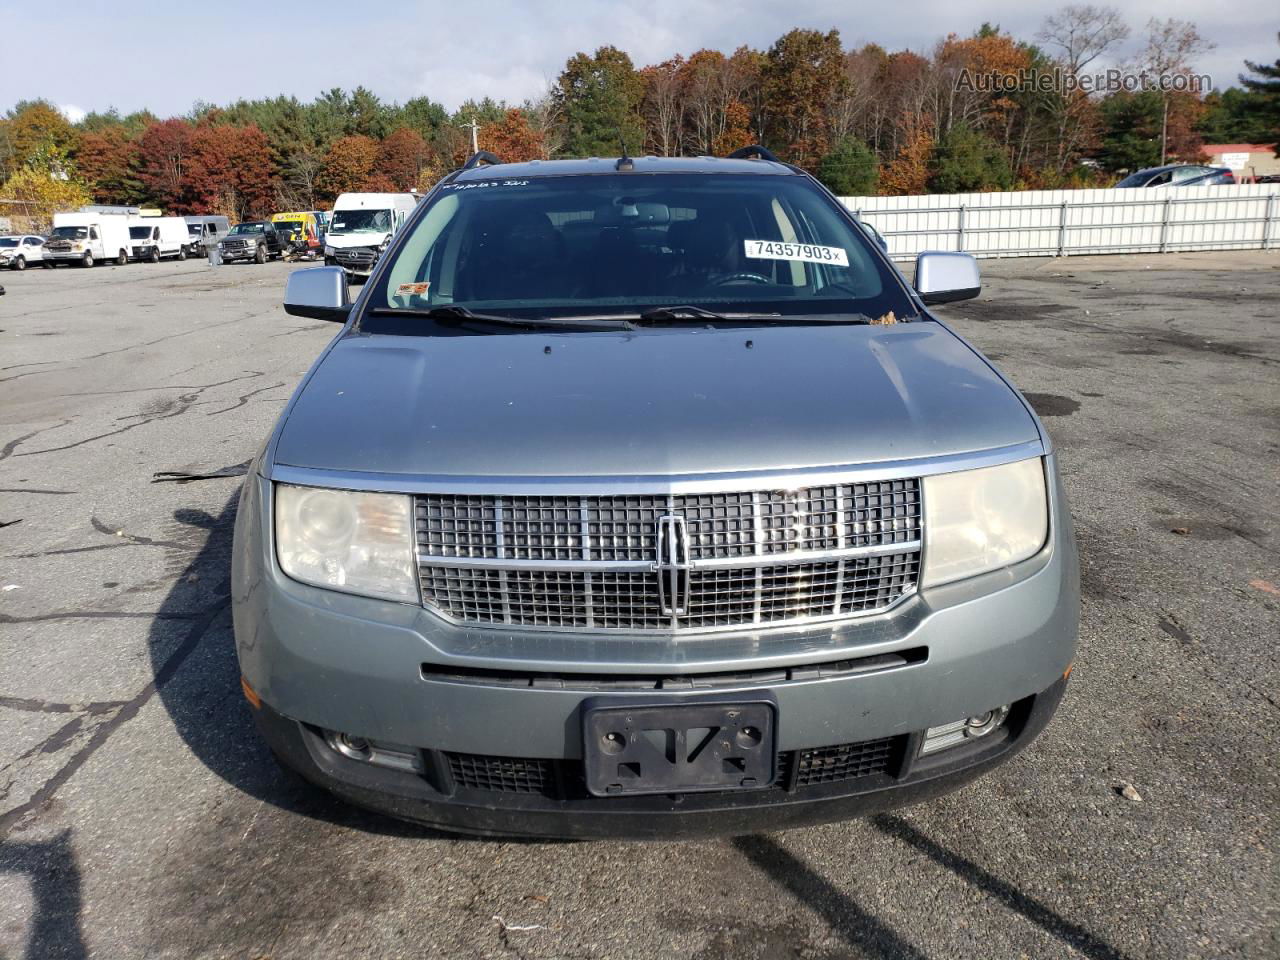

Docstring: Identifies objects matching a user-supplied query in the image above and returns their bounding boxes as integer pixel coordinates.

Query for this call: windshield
[0,238,17,248]
[129,226,153,240]
[274,220,301,235]
[1115,171,1155,187]
[369,173,912,326]
[229,223,266,235]
[329,209,390,234]
[51,226,89,239]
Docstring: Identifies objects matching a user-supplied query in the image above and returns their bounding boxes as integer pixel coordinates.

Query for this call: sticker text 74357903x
[743,240,849,267]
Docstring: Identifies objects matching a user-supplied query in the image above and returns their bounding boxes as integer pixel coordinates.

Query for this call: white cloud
[58,103,87,124]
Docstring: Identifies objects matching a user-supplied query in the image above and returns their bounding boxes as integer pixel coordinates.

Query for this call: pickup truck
[216,221,286,264]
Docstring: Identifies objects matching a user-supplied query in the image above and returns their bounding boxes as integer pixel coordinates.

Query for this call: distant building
[1201,144,1280,181]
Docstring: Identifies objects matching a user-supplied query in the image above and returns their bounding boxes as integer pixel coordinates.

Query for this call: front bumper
[232,454,1078,836]
[254,674,1068,839]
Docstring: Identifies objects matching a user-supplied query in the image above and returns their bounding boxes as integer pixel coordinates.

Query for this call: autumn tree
[75,126,144,205]
[0,167,91,232]
[554,46,645,157]
[763,29,849,168]
[641,57,685,156]
[186,124,277,218]
[137,118,193,210]
[1140,18,1213,163]
[479,109,546,162]
[3,100,79,176]
[376,127,431,189]
[317,134,379,198]
[879,113,933,195]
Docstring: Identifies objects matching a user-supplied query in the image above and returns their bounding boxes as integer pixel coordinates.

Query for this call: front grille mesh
[792,737,900,786]
[444,735,905,798]
[447,753,554,795]
[416,480,922,634]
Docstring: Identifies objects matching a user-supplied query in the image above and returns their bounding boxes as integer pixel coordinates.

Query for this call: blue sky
[5,0,1271,121]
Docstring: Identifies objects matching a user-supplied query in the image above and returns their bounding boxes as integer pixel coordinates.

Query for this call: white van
[184,215,230,256]
[128,216,192,262]
[45,212,134,267]
[324,192,417,278]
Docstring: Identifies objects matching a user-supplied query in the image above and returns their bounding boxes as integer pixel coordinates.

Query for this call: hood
[273,322,1040,478]
[326,232,388,249]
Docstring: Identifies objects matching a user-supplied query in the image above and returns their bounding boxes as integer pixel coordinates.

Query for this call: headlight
[324,245,335,256]
[921,458,1048,588]
[275,484,417,603]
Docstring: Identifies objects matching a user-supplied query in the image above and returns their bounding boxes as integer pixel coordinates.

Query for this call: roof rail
[726,145,780,163]
[461,151,503,170]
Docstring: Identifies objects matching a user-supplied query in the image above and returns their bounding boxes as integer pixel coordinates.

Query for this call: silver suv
[232,148,1078,838]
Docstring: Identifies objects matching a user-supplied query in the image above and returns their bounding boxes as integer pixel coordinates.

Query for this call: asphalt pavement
[0,250,1276,959]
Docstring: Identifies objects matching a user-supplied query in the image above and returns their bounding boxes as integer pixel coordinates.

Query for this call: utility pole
[459,117,480,154]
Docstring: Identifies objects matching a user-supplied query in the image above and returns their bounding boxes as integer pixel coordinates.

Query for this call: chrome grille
[415,480,922,634]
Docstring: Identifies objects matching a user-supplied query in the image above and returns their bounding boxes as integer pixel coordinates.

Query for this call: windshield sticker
[395,282,431,298]
[744,240,848,267]
[440,180,530,191]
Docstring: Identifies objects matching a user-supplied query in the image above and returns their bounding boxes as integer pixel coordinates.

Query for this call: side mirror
[858,220,889,254]
[284,266,351,322]
[914,251,981,305]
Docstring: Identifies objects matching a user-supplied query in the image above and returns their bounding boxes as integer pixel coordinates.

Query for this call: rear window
[369,173,913,324]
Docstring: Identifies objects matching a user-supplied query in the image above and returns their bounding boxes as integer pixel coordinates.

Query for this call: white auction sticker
[744,239,849,266]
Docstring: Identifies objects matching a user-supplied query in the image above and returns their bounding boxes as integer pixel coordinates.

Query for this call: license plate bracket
[582,697,777,797]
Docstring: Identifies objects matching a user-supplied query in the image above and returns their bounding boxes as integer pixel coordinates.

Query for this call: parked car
[234,148,1078,840]
[184,215,230,256]
[1114,164,1224,187]
[216,221,286,264]
[128,216,191,262]
[1175,168,1236,186]
[0,234,45,270]
[44,212,133,267]
[323,192,417,279]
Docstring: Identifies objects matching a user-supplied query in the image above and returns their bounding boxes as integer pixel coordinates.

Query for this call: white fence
[840,184,1280,260]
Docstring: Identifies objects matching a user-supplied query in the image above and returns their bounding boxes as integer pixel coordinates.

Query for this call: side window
[1146,171,1172,186]
[1171,166,1201,183]
[90,227,99,240]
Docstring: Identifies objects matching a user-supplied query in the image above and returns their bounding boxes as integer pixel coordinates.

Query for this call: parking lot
[0,251,1276,959]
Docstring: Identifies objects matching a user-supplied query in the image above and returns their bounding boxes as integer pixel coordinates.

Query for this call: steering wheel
[711,272,772,286]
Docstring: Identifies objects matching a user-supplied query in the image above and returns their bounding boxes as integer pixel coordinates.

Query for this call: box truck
[44,211,134,267]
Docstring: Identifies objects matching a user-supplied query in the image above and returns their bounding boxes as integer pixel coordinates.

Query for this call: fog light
[324,730,423,773]
[327,731,372,761]
[920,704,1010,756]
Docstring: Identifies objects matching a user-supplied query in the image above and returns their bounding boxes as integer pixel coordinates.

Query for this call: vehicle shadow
[147,492,560,844]
[0,829,88,960]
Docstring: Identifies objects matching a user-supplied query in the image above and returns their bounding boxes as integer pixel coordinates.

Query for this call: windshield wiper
[635,306,875,326]
[367,305,632,331]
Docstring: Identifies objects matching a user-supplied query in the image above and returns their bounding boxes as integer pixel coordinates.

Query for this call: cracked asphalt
[0,251,1276,959]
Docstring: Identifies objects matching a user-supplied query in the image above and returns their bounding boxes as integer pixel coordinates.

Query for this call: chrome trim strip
[269,440,1045,495]
[415,584,919,636]
[415,540,920,571]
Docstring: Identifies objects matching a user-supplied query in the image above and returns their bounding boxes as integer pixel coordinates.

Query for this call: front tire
[178,246,187,261]
[117,250,128,266]
[254,245,266,264]
[82,251,94,268]
[149,246,160,263]
[12,255,25,271]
